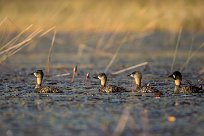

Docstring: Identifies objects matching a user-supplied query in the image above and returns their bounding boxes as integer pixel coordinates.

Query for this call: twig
[0,24,33,51]
[6,17,20,30]
[112,106,131,136]
[70,66,77,83]
[104,24,121,50]
[0,17,20,30]
[27,28,43,39]
[0,36,39,63]
[46,29,56,75]
[40,27,56,37]
[182,42,204,72]
[0,38,32,56]
[52,73,70,77]
[104,33,129,73]
[0,28,42,56]
[180,37,194,71]
[141,109,149,136]
[0,28,42,63]
[0,17,7,27]
[0,40,32,63]
[127,115,140,134]
[171,27,182,72]
[111,62,148,75]
[96,32,106,49]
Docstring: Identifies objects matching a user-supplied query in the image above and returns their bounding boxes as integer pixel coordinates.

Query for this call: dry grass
[46,28,56,75]
[104,33,129,73]
[70,66,77,83]
[0,18,59,65]
[182,42,204,70]
[180,37,194,71]
[1,0,204,32]
[0,26,42,63]
[170,27,182,72]
[0,15,203,73]
[111,62,148,75]
[112,106,131,136]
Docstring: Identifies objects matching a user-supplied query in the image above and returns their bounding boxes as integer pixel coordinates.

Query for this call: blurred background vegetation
[1,0,204,32]
[0,0,204,71]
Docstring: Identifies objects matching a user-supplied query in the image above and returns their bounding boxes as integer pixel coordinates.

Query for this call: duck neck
[174,79,181,93]
[35,77,42,89]
[135,78,141,90]
[100,79,107,88]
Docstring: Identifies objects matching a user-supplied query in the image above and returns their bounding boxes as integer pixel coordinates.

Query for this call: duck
[33,70,63,93]
[128,71,163,96]
[168,71,202,94]
[94,73,126,93]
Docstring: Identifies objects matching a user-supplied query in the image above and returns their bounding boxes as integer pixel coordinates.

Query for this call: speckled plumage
[169,71,203,94]
[174,85,202,94]
[100,85,126,93]
[35,86,62,93]
[139,84,159,93]
[128,71,163,96]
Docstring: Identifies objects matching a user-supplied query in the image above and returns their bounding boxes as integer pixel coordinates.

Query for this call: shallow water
[0,31,204,136]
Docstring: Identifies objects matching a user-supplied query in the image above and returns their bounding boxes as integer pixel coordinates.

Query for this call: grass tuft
[46,28,56,76]
[170,27,182,72]
[104,33,129,73]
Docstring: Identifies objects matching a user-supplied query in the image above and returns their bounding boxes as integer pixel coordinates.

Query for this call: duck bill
[29,72,34,76]
[93,76,99,79]
[30,72,37,77]
[127,74,133,77]
[168,74,173,78]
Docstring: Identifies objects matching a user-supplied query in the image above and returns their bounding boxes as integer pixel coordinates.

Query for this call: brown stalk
[112,106,131,136]
[104,33,129,73]
[0,41,32,63]
[0,24,33,51]
[0,39,32,63]
[171,27,182,72]
[6,17,20,30]
[0,17,7,27]
[0,28,42,56]
[40,27,56,37]
[0,38,32,56]
[70,66,77,83]
[180,37,194,71]
[0,28,43,63]
[53,73,71,77]
[111,62,148,75]
[104,25,121,50]
[46,29,56,75]
[140,109,150,136]
[182,42,204,70]
[127,115,140,134]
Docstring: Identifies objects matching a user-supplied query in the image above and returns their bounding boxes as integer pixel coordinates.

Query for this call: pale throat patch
[135,78,141,87]
[175,79,181,86]
[101,79,106,86]
[37,77,42,85]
